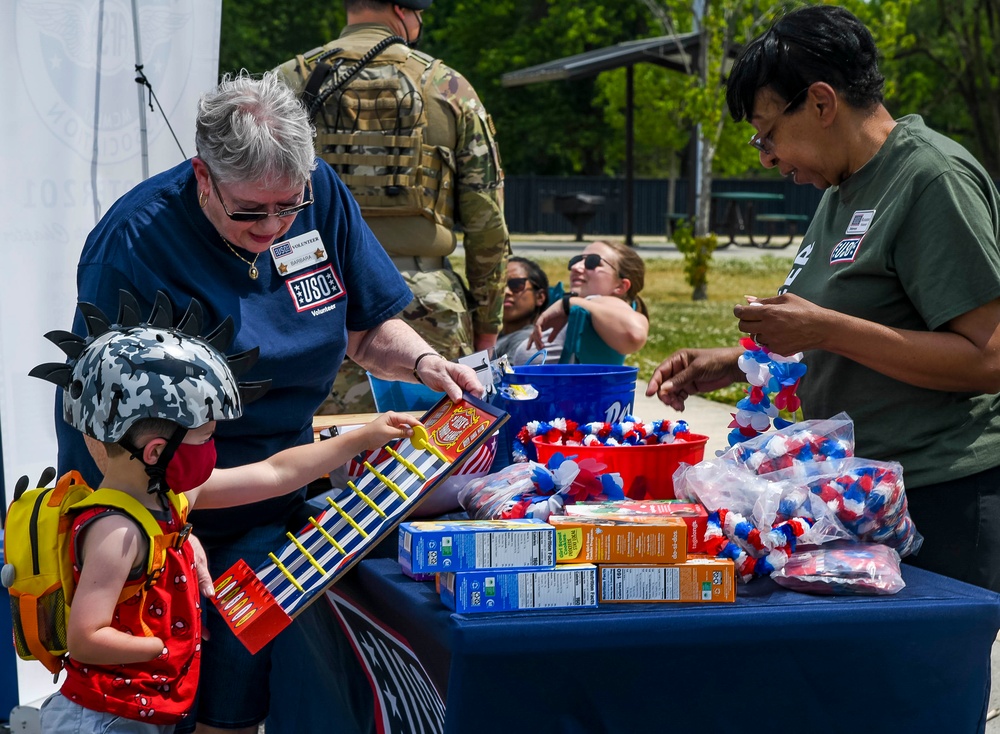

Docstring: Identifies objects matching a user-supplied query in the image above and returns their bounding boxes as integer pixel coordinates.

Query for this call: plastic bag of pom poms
[719,412,855,475]
[771,541,905,596]
[673,461,848,549]
[458,453,625,522]
[672,460,770,515]
[757,457,922,557]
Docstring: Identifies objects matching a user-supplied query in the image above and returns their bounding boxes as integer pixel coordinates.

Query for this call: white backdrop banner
[0,0,222,706]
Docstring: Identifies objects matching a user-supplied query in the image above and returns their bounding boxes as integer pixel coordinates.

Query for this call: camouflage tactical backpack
[293,37,455,229]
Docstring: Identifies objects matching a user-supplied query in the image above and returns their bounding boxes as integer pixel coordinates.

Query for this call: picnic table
[712,191,791,248]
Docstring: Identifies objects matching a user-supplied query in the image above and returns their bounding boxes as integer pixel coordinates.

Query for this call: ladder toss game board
[212,393,507,653]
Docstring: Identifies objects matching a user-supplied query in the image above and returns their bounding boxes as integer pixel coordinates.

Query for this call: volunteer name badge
[270,230,328,276]
[845,210,875,236]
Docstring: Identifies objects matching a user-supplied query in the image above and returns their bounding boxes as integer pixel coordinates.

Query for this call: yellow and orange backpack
[1,469,188,677]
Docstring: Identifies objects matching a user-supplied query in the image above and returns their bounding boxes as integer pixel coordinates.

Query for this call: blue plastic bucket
[494,364,638,467]
[367,373,445,413]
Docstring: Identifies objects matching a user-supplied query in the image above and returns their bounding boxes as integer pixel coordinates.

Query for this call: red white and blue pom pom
[516,416,693,458]
[461,452,625,521]
[727,337,807,451]
[704,508,816,582]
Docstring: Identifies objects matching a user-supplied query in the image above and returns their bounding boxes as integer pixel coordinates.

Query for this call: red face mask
[165,439,217,493]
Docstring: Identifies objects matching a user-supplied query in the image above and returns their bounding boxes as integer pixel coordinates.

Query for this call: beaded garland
[728,337,807,450]
[802,462,920,556]
[704,508,814,582]
[515,416,693,461]
[730,426,852,475]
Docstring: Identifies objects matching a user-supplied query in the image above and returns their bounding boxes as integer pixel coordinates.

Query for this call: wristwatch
[562,292,579,315]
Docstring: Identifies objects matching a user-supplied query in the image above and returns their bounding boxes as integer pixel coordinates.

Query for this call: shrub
[672,222,719,300]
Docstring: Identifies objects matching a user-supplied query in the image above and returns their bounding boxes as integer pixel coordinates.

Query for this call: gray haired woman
[57,70,479,734]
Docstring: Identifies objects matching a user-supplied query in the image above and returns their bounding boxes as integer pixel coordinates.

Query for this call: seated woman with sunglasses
[57,70,481,734]
[495,257,551,364]
[529,240,649,364]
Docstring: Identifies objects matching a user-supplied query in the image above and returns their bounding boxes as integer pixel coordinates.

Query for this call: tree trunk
[666,152,679,235]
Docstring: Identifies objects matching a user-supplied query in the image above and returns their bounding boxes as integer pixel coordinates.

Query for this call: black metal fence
[504,174,825,236]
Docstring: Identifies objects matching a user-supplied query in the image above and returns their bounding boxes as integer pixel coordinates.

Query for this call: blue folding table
[269,558,1000,733]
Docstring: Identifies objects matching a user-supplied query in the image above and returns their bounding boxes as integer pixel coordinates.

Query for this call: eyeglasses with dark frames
[505,277,535,294]
[207,168,314,222]
[748,85,812,156]
[568,253,621,276]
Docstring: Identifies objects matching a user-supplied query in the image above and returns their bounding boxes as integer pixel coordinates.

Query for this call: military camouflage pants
[319,267,474,414]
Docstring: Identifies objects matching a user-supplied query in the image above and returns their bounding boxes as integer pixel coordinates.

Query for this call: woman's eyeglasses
[748,85,811,156]
[569,253,620,276]
[208,169,314,222]
[505,277,534,294]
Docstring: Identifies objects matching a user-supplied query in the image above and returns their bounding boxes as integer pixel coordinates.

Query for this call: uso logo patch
[286,265,345,312]
[830,238,863,264]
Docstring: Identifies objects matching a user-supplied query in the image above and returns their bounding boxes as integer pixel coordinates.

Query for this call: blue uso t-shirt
[56,158,411,540]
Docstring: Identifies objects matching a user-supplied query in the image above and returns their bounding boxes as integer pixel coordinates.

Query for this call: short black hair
[726,5,885,122]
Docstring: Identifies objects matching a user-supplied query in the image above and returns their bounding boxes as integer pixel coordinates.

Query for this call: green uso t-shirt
[782,115,1000,487]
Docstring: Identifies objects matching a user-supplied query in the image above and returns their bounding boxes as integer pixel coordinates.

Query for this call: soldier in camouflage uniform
[277,0,510,413]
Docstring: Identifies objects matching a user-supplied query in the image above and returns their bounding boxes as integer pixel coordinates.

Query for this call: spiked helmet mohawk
[31,290,271,443]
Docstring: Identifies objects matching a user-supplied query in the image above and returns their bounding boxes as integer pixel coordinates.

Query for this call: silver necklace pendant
[249,264,259,280]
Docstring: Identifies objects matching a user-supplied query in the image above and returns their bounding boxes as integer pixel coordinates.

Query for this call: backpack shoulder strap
[70,490,188,587]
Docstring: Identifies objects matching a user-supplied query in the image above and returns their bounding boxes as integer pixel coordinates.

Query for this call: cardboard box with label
[398,518,556,575]
[599,556,735,603]
[549,515,687,564]
[564,500,708,554]
[440,564,598,613]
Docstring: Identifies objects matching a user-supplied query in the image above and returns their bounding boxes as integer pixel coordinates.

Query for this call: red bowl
[533,434,709,500]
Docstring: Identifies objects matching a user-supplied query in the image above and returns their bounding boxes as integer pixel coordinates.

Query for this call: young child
[31,297,420,733]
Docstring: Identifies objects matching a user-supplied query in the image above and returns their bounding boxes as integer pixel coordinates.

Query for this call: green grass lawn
[459,253,795,407]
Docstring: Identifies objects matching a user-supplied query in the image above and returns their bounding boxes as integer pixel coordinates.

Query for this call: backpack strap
[299,52,336,114]
[70,490,190,595]
[302,35,407,121]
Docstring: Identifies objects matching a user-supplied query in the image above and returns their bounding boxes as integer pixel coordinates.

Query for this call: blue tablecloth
[270,558,1000,734]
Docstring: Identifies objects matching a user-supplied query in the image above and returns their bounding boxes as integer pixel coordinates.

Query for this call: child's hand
[187,533,216,601]
[358,411,420,450]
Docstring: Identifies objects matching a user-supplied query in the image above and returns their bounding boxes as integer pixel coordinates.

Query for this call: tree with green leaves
[219,3,346,75]
[628,1,786,236]
[426,0,658,175]
[872,0,1000,176]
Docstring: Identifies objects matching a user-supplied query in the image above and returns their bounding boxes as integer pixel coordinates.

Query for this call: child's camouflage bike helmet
[31,290,270,442]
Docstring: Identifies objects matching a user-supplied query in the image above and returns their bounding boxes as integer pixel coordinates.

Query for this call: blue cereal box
[439,564,598,613]
[398,519,556,575]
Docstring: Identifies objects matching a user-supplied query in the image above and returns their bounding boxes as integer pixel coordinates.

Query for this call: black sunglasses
[505,277,535,294]
[208,168,314,222]
[569,253,620,276]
